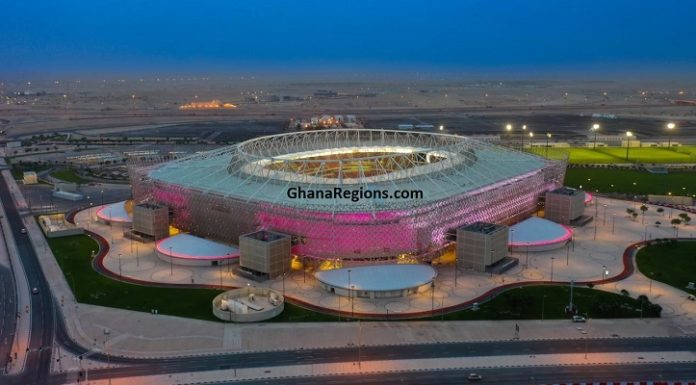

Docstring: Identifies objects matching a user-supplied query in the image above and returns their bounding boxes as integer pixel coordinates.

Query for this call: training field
[565,168,696,196]
[528,146,696,164]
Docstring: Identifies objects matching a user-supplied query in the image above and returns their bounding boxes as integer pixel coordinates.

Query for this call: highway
[0,169,695,384]
[0,174,56,384]
[0,264,17,372]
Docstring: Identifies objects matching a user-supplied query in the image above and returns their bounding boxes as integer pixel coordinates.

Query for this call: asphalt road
[192,363,696,385]
[0,264,17,372]
[0,174,56,385]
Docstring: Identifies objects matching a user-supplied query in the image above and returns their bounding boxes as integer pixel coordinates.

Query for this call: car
[467,373,483,381]
[687,295,695,301]
[572,315,586,323]
[20,228,27,234]
[31,287,39,295]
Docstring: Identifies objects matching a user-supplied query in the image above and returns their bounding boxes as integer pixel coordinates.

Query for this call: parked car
[31,287,39,295]
[572,315,586,323]
[20,228,27,234]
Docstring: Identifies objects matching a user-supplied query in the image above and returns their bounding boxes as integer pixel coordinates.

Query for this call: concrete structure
[239,230,291,280]
[315,265,436,298]
[22,171,38,185]
[96,200,132,225]
[509,217,573,252]
[212,287,284,322]
[648,194,694,206]
[545,187,585,224]
[37,214,84,238]
[456,222,508,272]
[156,233,239,266]
[132,203,169,240]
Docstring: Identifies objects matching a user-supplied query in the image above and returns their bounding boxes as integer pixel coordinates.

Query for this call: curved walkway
[86,229,650,320]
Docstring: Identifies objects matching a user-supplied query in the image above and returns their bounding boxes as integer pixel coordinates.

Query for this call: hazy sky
[2,0,696,77]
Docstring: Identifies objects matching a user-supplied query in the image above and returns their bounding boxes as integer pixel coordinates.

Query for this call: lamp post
[169,246,173,276]
[350,284,355,319]
[602,265,609,280]
[347,269,352,319]
[612,213,616,234]
[591,123,600,150]
[545,133,551,158]
[602,204,608,225]
[118,253,122,281]
[550,257,555,281]
[625,131,633,161]
[431,281,435,318]
[666,122,676,149]
[505,124,513,147]
[521,124,527,150]
[528,131,534,151]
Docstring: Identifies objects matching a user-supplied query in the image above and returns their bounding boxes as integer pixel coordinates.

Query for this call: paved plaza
[76,197,696,321]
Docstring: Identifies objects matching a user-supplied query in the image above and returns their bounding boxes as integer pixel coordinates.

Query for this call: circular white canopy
[315,264,437,292]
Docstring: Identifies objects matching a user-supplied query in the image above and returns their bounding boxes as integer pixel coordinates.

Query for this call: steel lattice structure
[130,129,566,261]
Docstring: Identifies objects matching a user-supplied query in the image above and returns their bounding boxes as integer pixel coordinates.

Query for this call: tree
[671,218,682,227]
[656,207,664,216]
[626,208,635,217]
[631,212,639,221]
[639,205,648,224]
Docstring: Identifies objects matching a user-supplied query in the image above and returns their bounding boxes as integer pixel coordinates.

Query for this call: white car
[20,228,27,234]
[31,287,39,295]
[572,315,586,323]
[467,373,483,381]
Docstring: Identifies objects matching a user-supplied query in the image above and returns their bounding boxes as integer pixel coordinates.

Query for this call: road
[0,174,56,384]
[0,264,17,372]
[183,363,696,385]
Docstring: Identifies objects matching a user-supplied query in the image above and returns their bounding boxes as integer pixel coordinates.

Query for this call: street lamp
[545,133,551,158]
[625,131,633,161]
[118,253,122,281]
[350,284,355,319]
[666,122,676,149]
[169,246,173,276]
[602,265,609,280]
[550,257,555,281]
[505,124,513,147]
[521,125,527,150]
[591,123,600,150]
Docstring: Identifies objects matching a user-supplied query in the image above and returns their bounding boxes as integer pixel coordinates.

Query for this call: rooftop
[314,264,437,292]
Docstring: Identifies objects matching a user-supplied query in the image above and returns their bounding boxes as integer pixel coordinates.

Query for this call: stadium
[130,129,566,261]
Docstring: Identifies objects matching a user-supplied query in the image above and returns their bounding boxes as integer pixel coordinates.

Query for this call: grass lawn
[564,168,696,196]
[49,234,224,322]
[636,240,696,296]
[435,285,660,321]
[51,168,90,184]
[529,146,696,164]
[8,161,52,180]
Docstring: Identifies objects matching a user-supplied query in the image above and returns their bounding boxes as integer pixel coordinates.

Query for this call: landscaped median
[47,232,662,323]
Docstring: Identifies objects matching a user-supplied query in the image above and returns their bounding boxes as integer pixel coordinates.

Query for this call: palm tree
[639,205,648,224]
[656,207,664,216]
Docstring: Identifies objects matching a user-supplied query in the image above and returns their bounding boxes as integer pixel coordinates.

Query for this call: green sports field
[564,168,696,196]
[528,146,696,164]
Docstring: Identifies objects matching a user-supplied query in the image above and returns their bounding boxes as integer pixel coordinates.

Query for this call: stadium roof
[146,129,552,213]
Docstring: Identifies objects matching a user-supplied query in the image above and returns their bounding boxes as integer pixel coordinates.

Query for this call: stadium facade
[129,129,566,261]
